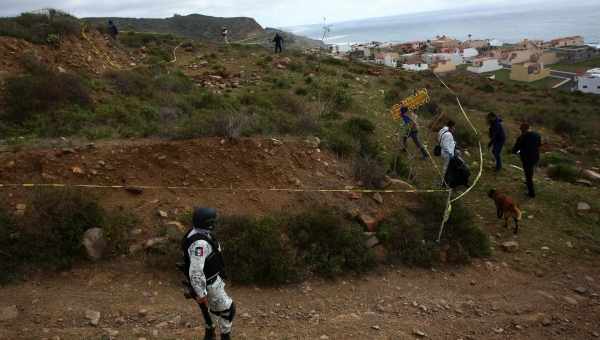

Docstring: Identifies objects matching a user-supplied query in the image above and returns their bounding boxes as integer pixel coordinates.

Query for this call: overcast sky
[0,0,586,27]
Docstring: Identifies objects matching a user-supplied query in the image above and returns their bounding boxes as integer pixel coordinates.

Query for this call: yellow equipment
[390,88,430,120]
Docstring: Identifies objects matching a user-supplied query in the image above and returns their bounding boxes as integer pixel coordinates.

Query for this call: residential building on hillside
[402,61,429,72]
[577,68,600,95]
[374,52,385,65]
[552,46,600,64]
[464,40,489,49]
[383,52,400,68]
[430,36,460,51]
[462,48,479,60]
[549,36,585,48]
[489,39,504,48]
[540,51,560,65]
[423,52,464,66]
[467,58,503,74]
[510,62,551,82]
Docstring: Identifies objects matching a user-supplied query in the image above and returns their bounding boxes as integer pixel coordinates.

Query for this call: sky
[0,0,587,27]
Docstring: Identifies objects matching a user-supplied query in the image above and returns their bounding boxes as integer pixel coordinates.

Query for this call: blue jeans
[492,144,503,171]
[403,131,428,158]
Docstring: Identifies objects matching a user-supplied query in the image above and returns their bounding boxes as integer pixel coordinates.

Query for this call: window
[582,85,588,89]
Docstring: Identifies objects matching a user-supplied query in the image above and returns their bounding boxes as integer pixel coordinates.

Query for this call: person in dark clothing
[487,112,506,171]
[400,106,428,159]
[108,20,119,40]
[512,123,541,198]
[273,33,284,53]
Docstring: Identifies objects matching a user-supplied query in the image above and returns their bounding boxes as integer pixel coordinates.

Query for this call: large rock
[304,136,321,149]
[0,305,18,321]
[577,202,591,212]
[501,241,519,253]
[582,169,600,182]
[82,228,107,261]
[85,309,101,326]
[144,237,169,249]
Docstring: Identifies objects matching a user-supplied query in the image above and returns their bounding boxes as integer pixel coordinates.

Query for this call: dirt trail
[0,255,599,340]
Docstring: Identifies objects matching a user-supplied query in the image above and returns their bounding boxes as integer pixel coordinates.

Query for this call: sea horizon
[284,2,600,47]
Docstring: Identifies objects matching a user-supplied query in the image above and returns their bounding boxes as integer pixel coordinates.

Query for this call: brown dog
[488,189,522,234]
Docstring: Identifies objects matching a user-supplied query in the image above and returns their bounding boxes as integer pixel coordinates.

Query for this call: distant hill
[83,14,324,50]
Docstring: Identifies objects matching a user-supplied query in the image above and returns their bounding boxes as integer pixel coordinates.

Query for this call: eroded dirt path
[1,255,599,340]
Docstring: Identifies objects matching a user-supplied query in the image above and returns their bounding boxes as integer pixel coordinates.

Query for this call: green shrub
[1,189,135,282]
[287,209,375,277]
[454,123,478,147]
[539,151,575,167]
[343,117,376,138]
[384,88,402,107]
[0,10,81,44]
[377,210,435,266]
[323,128,358,157]
[295,87,308,96]
[106,70,154,97]
[218,216,298,284]
[477,83,495,93]
[4,64,92,123]
[388,153,411,179]
[413,194,491,263]
[553,118,580,138]
[353,155,387,189]
[547,164,579,182]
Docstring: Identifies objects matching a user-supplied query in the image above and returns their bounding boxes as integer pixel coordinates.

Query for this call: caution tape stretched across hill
[0,182,449,194]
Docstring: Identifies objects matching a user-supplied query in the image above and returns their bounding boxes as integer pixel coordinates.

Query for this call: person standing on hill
[512,123,541,198]
[487,112,506,172]
[108,20,119,40]
[273,33,284,53]
[222,27,229,44]
[438,120,456,180]
[400,106,428,159]
[181,208,235,340]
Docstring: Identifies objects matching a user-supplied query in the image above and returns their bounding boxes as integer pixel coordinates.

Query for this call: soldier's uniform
[181,208,235,340]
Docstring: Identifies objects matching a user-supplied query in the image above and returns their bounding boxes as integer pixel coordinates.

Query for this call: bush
[323,128,358,157]
[106,70,154,97]
[384,88,402,107]
[553,118,580,138]
[353,155,387,189]
[287,209,375,277]
[0,10,81,44]
[539,151,575,167]
[344,117,376,138]
[547,164,579,182]
[1,189,135,282]
[217,216,298,284]
[4,64,92,123]
[377,210,435,266]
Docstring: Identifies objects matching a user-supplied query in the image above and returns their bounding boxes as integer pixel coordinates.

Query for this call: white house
[383,52,401,68]
[489,39,503,48]
[402,62,429,72]
[462,48,479,60]
[423,53,464,66]
[577,68,600,94]
[467,58,503,74]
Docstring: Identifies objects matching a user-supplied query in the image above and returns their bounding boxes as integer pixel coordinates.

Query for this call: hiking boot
[204,328,216,340]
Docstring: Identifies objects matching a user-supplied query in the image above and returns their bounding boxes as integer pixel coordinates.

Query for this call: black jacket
[512,131,541,165]
[488,117,506,148]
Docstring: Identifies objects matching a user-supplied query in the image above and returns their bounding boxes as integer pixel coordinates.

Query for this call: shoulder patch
[195,247,204,257]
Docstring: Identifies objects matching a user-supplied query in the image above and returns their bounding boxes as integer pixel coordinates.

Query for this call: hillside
[83,14,325,49]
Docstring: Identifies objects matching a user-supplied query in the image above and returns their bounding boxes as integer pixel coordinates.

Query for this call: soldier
[180,208,235,340]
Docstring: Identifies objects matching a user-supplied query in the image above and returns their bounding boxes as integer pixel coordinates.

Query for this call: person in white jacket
[438,120,456,179]
[181,208,235,340]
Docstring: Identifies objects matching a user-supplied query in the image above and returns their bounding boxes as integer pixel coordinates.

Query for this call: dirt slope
[0,30,131,78]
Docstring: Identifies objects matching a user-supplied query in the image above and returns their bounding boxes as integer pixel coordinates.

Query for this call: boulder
[582,169,600,182]
[0,305,18,321]
[304,136,321,149]
[82,228,107,261]
[501,241,519,253]
[577,202,591,212]
[85,309,101,326]
[372,193,384,204]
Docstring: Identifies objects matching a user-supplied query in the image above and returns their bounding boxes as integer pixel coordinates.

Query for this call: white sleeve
[188,239,213,298]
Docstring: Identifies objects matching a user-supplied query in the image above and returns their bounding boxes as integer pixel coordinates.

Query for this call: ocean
[286,3,600,48]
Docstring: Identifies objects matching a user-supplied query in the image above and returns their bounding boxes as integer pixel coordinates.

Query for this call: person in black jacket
[273,33,284,53]
[487,112,506,171]
[108,20,119,40]
[512,123,541,198]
